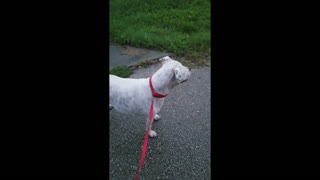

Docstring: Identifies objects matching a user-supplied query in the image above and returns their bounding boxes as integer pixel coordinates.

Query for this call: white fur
[154,114,161,121]
[109,56,191,137]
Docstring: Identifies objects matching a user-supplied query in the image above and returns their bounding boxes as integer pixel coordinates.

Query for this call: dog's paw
[149,130,158,137]
[154,114,161,121]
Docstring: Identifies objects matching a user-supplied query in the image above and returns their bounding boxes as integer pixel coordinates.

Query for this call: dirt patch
[176,56,211,68]
[129,59,160,69]
[119,47,149,56]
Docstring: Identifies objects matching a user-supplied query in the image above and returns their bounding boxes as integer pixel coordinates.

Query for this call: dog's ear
[159,56,172,65]
[174,67,183,80]
[174,67,179,75]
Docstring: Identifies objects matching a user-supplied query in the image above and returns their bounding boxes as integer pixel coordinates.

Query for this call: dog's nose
[188,67,191,71]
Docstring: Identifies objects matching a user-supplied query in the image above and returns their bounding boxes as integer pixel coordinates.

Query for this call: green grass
[110,0,210,60]
[110,66,133,78]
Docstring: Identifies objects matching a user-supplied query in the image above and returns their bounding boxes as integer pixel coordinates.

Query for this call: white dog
[109,56,191,137]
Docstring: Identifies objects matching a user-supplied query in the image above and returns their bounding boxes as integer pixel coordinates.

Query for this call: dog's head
[159,56,191,84]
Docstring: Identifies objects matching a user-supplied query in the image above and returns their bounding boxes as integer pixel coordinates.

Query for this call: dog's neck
[151,67,177,95]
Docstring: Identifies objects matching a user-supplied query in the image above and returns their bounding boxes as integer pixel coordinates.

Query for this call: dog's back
[109,75,152,115]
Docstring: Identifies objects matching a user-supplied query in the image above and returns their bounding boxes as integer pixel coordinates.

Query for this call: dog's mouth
[180,79,188,83]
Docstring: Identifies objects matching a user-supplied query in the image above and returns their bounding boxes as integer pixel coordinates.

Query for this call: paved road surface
[109,62,211,180]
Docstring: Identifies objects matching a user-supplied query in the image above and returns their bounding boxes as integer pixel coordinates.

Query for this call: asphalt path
[109,62,211,179]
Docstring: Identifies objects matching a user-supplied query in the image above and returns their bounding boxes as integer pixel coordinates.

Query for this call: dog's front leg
[146,117,157,137]
[154,114,161,121]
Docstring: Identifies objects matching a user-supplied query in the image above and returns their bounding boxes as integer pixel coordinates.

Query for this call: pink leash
[133,77,167,180]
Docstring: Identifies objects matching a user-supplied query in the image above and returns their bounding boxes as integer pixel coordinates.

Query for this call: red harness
[133,76,167,180]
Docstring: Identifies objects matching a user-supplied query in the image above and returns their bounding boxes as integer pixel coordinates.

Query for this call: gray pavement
[109,46,211,179]
[109,45,171,69]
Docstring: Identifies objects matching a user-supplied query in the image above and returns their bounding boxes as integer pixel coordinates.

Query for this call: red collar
[149,76,167,98]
